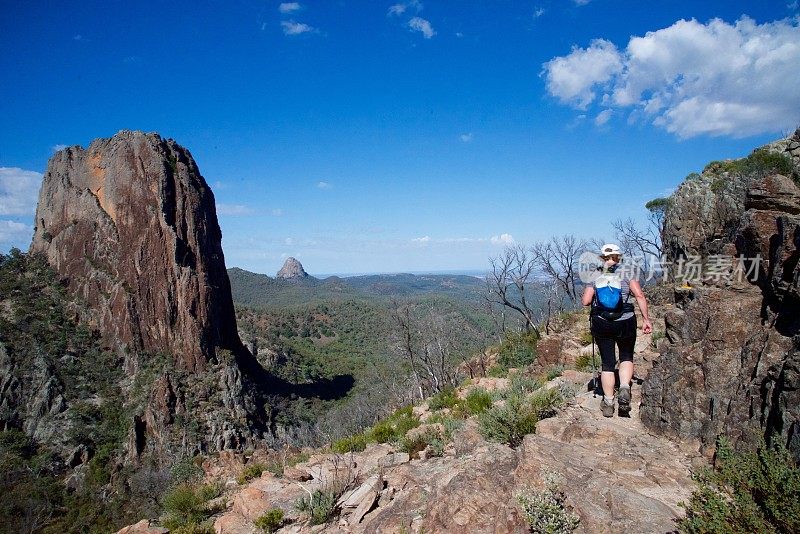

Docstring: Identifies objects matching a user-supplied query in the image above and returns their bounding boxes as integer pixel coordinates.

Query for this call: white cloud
[543,17,800,138]
[412,235,431,243]
[789,1,799,10]
[217,203,254,216]
[388,0,422,16]
[0,220,32,247]
[455,32,464,38]
[285,237,294,245]
[533,7,546,18]
[0,168,42,216]
[51,144,68,152]
[459,132,473,142]
[271,208,284,216]
[490,233,515,245]
[278,2,301,14]
[594,109,613,125]
[574,0,592,5]
[542,38,623,110]
[317,181,332,189]
[408,17,435,39]
[281,20,316,35]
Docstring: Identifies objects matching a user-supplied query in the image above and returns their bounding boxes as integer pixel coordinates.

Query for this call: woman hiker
[581,243,653,417]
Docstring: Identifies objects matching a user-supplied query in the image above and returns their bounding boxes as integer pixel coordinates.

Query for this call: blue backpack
[592,265,631,319]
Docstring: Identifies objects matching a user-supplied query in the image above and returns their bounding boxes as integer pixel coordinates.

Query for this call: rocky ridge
[21,131,274,462]
[641,129,800,459]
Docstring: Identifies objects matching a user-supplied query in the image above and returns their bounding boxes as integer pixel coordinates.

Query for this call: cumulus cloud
[490,233,515,245]
[388,0,422,16]
[412,235,431,243]
[0,167,42,216]
[595,109,613,126]
[542,17,800,138]
[317,181,332,189]
[459,132,473,142]
[281,20,316,35]
[216,203,254,216]
[51,144,68,152]
[574,0,592,5]
[408,17,435,38]
[278,2,301,14]
[533,7,546,18]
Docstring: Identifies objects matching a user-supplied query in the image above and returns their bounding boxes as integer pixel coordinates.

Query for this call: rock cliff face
[276,257,308,279]
[25,131,273,460]
[30,130,244,372]
[641,130,800,459]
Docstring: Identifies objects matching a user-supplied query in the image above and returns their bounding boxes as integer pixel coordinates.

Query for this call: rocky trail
[119,307,701,534]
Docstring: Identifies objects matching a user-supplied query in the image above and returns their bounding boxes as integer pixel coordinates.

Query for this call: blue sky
[1,0,798,275]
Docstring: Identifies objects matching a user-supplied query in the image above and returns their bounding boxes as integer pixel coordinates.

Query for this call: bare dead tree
[389,299,425,400]
[530,234,587,303]
[612,198,669,273]
[486,244,540,336]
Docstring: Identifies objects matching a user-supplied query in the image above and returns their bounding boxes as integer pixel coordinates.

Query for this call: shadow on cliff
[235,349,355,401]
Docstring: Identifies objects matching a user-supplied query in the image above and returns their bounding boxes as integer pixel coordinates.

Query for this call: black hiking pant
[590,315,636,372]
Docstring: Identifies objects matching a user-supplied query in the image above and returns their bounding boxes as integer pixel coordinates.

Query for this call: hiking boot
[618,386,631,416]
[600,398,614,417]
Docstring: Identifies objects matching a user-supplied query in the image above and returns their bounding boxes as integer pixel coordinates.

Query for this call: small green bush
[546,366,564,381]
[238,462,266,485]
[400,427,445,458]
[677,438,800,533]
[367,406,420,444]
[650,330,665,348]
[463,387,493,415]
[517,471,580,533]
[529,387,564,420]
[498,330,539,369]
[171,456,204,485]
[575,353,600,372]
[428,387,459,410]
[296,489,338,525]
[331,433,367,453]
[478,395,539,448]
[578,331,593,346]
[504,374,541,399]
[487,365,509,378]
[162,484,213,531]
[254,508,285,533]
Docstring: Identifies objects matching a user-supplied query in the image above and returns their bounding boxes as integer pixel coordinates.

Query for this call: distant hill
[228,267,487,309]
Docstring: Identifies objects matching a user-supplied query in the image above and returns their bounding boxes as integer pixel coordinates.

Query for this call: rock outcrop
[641,129,800,460]
[30,130,244,372]
[26,131,273,460]
[276,257,309,280]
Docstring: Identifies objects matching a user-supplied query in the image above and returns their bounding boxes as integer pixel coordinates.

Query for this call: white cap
[599,243,621,257]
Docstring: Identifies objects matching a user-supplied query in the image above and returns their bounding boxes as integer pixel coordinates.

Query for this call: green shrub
[331,433,367,453]
[296,489,338,525]
[546,366,564,381]
[367,406,420,444]
[517,471,580,533]
[498,330,539,369]
[237,462,266,485]
[650,330,665,348]
[487,365,509,378]
[578,331,593,346]
[478,395,539,448]
[677,438,800,533]
[463,387,493,415]
[529,387,564,420]
[400,427,445,458]
[171,456,204,485]
[162,485,212,530]
[574,353,600,372]
[428,387,459,410]
[254,508,285,533]
[504,374,541,400]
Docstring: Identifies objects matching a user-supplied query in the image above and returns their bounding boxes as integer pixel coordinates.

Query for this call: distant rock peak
[277,257,308,279]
